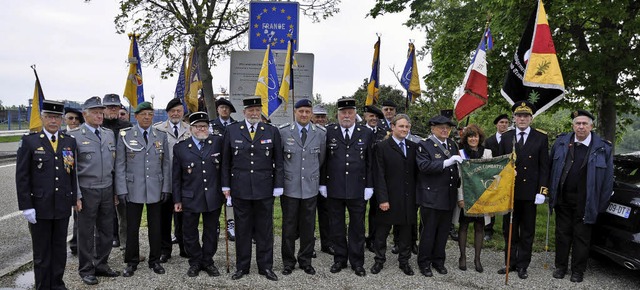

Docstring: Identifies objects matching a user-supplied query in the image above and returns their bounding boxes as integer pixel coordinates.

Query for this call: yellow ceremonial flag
[29,66,45,132]
[278,39,296,110]
[366,37,380,106]
[466,156,516,215]
[184,47,202,113]
[123,33,145,108]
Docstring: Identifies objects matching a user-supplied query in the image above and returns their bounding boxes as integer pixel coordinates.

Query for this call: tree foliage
[114,0,340,116]
[370,0,640,144]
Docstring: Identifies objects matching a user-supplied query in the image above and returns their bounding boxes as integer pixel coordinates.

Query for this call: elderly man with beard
[173,112,225,278]
[321,98,375,277]
[154,98,191,261]
[221,96,284,281]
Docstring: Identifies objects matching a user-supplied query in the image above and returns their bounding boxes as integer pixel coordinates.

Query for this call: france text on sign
[249,1,299,51]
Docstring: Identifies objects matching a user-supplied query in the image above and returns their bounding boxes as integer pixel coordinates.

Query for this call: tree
[370,0,640,144]
[114,0,340,117]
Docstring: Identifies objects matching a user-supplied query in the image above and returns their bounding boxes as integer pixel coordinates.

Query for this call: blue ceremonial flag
[255,45,282,117]
[366,36,380,106]
[400,43,421,104]
[174,50,187,112]
[123,33,144,108]
[249,1,300,51]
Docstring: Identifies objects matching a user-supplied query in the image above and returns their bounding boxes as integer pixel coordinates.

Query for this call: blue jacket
[548,132,614,224]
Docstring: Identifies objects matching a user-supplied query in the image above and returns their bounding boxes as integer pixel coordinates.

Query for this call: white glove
[22,209,36,224]
[319,186,327,198]
[534,194,546,205]
[364,188,374,200]
[443,155,463,168]
[273,188,284,197]
[226,196,232,207]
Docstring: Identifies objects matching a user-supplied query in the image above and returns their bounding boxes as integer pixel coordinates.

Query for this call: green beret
[134,101,153,114]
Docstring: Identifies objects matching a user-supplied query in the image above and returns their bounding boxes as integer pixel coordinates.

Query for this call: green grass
[0,135,22,143]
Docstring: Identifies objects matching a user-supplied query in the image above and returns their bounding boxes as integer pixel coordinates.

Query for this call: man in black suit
[482,113,510,241]
[321,98,375,277]
[221,96,284,281]
[16,100,78,290]
[497,101,550,279]
[370,114,417,276]
[173,112,225,278]
[416,114,462,277]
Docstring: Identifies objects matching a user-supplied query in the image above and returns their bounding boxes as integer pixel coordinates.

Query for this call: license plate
[606,202,631,219]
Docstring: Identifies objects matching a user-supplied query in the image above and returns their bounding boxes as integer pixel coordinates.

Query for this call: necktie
[249,126,255,140]
[301,127,308,145]
[173,125,179,138]
[50,135,57,152]
[199,140,204,151]
[51,135,56,143]
[517,132,525,147]
[442,142,447,150]
[95,129,101,140]
[223,121,228,127]
[344,128,350,143]
[143,130,148,145]
[399,141,406,157]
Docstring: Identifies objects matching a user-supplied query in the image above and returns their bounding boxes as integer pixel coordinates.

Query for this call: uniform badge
[260,139,272,144]
[40,134,45,138]
[62,149,74,174]
[129,152,136,159]
[234,146,239,156]
[287,153,291,159]
[120,131,127,136]
[154,141,162,149]
[129,140,138,146]
[265,149,270,156]
[435,153,442,159]
[37,163,43,169]
[187,167,192,174]
[82,141,91,145]
[86,154,92,160]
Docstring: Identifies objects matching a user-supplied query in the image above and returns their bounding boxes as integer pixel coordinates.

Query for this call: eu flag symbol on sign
[249,1,299,51]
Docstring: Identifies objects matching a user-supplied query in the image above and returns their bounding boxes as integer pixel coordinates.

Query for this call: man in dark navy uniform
[173,112,225,278]
[497,101,550,279]
[16,100,78,290]
[320,98,375,277]
[416,114,462,277]
[221,96,284,281]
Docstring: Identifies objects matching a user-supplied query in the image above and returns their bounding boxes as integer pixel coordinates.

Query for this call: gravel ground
[1,228,638,289]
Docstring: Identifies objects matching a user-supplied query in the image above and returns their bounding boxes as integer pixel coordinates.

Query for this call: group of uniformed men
[16,92,612,289]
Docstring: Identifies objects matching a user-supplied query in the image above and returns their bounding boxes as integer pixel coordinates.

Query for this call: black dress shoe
[231,269,248,280]
[459,257,467,271]
[412,244,419,255]
[370,262,383,274]
[433,264,448,275]
[321,246,335,256]
[399,264,414,276]
[282,266,293,275]
[122,265,137,277]
[301,265,316,275]
[312,250,317,258]
[95,268,121,277]
[259,269,278,281]
[570,272,583,283]
[553,268,566,279]
[187,265,200,277]
[179,251,190,258]
[474,260,483,273]
[203,264,220,277]
[330,262,347,273]
[517,268,528,279]
[497,266,516,274]
[70,247,77,256]
[150,263,166,274]
[81,275,98,285]
[420,267,433,277]
[171,235,178,244]
[391,244,399,254]
[353,266,366,277]
[112,240,120,248]
[449,226,459,241]
[159,254,170,263]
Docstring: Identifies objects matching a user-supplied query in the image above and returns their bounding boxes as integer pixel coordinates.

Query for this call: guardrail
[0,130,28,137]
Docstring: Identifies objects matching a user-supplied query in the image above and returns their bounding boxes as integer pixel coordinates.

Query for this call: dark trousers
[375,223,412,265]
[326,197,366,268]
[30,217,70,290]
[233,197,274,272]
[418,207,453,268]
[555,205,592,274]
[183,209,221,268]
[502,200,537,269]
[125,202,162,266]
[316,194,332,249]
[366,195,377,241]
[78,186,115,276]
[160,198,174,256]
[281,195,317,268]
[69,210,78,251]
[115,201,127,245]
[174,211,184,252]
[393,207,419,245]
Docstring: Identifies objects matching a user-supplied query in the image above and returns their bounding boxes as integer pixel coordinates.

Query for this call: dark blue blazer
[415,137,460,210]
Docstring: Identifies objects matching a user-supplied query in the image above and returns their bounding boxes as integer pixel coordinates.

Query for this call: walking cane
[224,199,230,273]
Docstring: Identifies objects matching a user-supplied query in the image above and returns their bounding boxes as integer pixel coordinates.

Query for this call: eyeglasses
[119,112,127,116]
[66,116,80,120]
[193,124,209,130]
[137,112,154,117]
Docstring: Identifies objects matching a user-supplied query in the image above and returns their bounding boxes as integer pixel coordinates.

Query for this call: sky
[0,0,428,108]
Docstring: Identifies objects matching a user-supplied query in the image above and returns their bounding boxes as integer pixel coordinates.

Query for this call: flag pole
[505,140,517,285]
[289,38,295,123]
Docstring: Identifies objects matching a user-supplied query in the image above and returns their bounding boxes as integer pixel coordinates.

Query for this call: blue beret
[294,99,313,109]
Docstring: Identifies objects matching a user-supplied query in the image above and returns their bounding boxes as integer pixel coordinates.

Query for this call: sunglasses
[119,112,127,116]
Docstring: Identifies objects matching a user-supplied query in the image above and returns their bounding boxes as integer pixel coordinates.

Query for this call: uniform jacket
[416,137,460,210]
[498,127,550,201]
[374,137,417,225]
[321,123,375,199]
[102,118,132,144]
[279,123,326,199]
[221,121,284,200]
[548,132,613,224]
[484,133,501,158]
[68,124,116,192]
[16,130,77,219]
[153,119,191,161]
[115,125,171,204]
[210,117,236,137]
[360,122,388,144]
[172,135,225,213]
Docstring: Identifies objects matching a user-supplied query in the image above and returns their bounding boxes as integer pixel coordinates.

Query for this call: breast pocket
[32,154,51,172]
[78,147,96,162]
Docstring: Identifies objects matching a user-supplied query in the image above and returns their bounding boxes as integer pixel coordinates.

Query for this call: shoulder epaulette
[314,124,326,132]
[603,139,612,145]
[68,127,80,133]
[153,121,164,126]
[535,128,547,135]
[278,123,290,129]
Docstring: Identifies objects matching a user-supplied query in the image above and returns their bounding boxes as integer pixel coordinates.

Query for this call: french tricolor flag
[454,28,494,121]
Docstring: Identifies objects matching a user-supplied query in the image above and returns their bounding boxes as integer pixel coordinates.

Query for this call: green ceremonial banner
[459,154,512,216]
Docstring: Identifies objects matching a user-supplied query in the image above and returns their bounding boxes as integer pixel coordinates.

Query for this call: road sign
[249,1,299,51]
